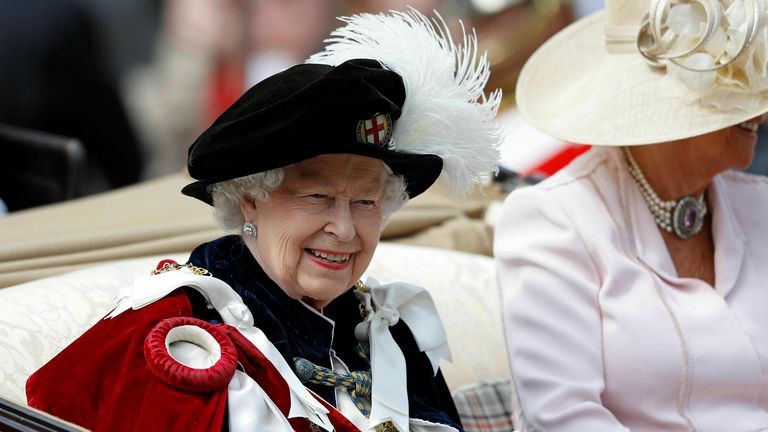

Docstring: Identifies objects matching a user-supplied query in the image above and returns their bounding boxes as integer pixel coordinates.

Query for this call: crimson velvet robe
[26,288,357,431]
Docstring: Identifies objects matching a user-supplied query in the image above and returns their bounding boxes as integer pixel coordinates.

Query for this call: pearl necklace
[622,147,707,240]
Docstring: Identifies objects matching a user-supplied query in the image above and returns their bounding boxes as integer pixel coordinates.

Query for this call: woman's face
[686,113,768,172]
[241,154,387,309]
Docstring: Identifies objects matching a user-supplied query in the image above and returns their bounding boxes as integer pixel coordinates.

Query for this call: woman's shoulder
[717,170,768,213]
[535,146,616,190]
[494,147,628,267]
[716,170,768,229]
[503,147,619,211]
[720,169,768,189]
[500,150,618,224]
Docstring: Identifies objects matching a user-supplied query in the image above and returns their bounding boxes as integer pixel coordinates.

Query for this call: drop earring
[243,222,257,238]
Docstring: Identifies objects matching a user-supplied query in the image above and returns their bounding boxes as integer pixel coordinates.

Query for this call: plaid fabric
[452,379,515,432]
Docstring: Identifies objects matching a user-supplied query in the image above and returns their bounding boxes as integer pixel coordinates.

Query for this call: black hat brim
[181,145,443,205]
[181,59,443,205]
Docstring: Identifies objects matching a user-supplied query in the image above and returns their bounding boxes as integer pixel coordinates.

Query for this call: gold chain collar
[150,260,211,277]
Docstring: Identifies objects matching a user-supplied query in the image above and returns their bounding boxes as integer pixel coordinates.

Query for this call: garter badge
[356,113,393,149]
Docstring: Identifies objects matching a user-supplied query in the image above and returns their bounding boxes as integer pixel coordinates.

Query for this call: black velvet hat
[182,58,443,205]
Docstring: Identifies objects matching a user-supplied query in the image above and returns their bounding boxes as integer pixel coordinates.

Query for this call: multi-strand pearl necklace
[622,147,707,240]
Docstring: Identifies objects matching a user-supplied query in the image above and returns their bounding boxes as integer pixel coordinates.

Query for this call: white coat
[494,147,768,431]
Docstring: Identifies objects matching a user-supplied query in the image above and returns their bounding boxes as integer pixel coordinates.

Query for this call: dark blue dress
[187,235,463,430]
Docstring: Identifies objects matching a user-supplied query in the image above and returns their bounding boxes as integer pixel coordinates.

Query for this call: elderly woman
[26,11,501,432]
[494,0,768,430]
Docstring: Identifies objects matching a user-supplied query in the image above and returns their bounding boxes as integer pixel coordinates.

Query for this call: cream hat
[516,0,768,146]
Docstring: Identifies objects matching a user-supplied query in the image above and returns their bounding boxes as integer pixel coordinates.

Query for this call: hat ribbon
[637,0,764,72]
[605,24,643,53]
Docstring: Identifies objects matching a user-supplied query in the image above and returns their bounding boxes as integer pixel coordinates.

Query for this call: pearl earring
[243,222,257,238]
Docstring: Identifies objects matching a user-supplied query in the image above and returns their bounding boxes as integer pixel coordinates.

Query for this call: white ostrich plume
[307,9,503,195]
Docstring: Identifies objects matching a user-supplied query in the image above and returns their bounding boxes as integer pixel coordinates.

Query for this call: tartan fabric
[452,379,515,432]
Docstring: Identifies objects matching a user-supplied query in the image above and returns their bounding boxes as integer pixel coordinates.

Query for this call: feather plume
[307,9,503,195]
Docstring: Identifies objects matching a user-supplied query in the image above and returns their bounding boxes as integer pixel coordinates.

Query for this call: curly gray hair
[209,163,410,233]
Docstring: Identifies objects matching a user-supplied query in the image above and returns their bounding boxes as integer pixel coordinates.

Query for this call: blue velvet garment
[187,235,463,430]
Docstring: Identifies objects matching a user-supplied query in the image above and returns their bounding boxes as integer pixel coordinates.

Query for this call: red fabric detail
[144,317,237,392]
[521,144,591,178]
[206,61,245,124]
[221,325,292,414]
[27,289,361,431]
[26,290,228,432]
[154,258,179,270]
[309,388,362,432]
[221,325,361,432]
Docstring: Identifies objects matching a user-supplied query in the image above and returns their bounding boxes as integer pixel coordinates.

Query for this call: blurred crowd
[0,0,470,213]
[12,0,768,216]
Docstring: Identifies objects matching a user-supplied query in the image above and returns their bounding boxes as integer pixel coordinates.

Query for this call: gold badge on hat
[357,113,393,149]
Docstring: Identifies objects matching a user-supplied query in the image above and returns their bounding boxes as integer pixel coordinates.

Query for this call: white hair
[209,162,409,233]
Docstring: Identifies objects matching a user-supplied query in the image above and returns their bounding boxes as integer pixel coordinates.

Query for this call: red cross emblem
[356,113,392,148]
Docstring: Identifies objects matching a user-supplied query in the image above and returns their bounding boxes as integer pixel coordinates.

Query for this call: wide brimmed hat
[184,10,502,205]
[516,0,768,146]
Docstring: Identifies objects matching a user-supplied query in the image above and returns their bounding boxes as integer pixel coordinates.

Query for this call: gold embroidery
[150,262,211,276]
[356,280,370,318]
[375,421,398,431]
[354,280,369,292]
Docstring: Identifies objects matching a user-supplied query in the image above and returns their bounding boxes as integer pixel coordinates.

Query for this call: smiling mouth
[307,249,351,264]
[738,121,760,133]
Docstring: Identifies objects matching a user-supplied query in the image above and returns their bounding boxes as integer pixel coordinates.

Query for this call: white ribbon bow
[358,278,452,432]
[108,269,334,432]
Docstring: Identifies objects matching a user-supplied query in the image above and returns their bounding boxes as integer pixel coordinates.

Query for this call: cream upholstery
[0,173,504,288]
[0,242,509,405]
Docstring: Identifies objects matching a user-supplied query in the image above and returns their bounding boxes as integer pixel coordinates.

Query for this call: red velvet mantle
[26,289,358,431]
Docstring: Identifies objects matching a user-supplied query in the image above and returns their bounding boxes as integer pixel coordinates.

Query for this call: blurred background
[0,0,636,215]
